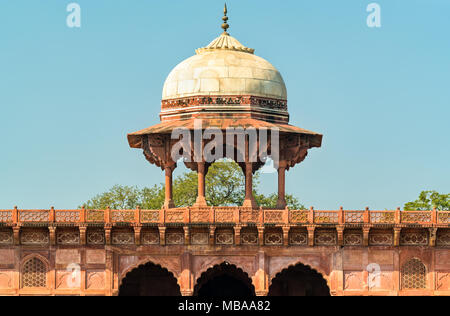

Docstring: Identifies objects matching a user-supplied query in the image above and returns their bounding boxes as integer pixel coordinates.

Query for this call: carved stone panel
[344,230,363,246]
[215,228,234,245]
[400,230,428,246]
[87,229,105,245]
[241,228,258,245]
[191,232,209,245]
[21,229,49,245]
[369,230,393,246]
[315,230,337,246]
[141,229,159,245]
[166,228,184,245]
[112,230,134,245]
[57,229,80,245]
[0,229,13,245]
[437,229,450,247]
[289,229,308,246]
[264,229,283,246]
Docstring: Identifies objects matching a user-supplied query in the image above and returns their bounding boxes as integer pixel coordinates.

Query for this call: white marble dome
[162,33,287,101]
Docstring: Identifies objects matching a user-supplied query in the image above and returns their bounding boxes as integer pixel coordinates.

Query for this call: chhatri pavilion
[0,6,448,296]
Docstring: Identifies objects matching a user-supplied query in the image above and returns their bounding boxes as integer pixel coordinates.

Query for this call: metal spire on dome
[222,4,230,35]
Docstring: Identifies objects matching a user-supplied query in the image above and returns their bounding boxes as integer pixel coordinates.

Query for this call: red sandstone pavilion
[0,6,449,297]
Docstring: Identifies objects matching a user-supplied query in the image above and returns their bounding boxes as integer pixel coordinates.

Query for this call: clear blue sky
[0,0,448,210]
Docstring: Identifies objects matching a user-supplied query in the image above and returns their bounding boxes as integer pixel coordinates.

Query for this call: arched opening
[22,257,47,288]
[194,262,255,297]
[268,263,330,296]
[119,262,181,296]
[401,258,426,289]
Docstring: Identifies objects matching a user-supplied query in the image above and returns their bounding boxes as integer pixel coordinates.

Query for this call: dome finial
[221,3,230,35]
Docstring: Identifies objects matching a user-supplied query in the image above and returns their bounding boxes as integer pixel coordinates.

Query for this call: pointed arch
[20,254,50,289]
[401,257,427,290]
[119,261,181,296]
[194,262,256,297]
[269,262,330,296]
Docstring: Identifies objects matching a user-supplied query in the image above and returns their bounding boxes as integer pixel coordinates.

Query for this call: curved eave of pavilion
[127,118,322,149]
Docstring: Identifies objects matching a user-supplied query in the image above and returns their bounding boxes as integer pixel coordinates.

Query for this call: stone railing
[0,206,448,227]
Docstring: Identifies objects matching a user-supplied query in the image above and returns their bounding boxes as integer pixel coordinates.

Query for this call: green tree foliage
[81,161,304,209]
[404,190,449,211]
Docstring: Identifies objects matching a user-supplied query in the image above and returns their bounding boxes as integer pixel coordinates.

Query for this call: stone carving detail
[437,273,450,290]
[401,212,432,223]
[344,231,363,246]
[215,209,234,223]
[400,231,428,246]
[87,230,105,245]
[241,230,258,245]
[111,210,135,222]
[264,210,283,223]
[86,210,104,222]
[161,95,288,111]
[290,210,308,223]
[240,210,258,223]
[0,211,12,223]
[141,232,159,245]
[369,231,393,246]
[344,271,363,290]
[20,211,49,222]
[112,231,134,245]
[22,258,47,288]
[437,230,450,247]
[166,232,184,245]
[0,272,12,288]
[345,211,364,223]
[0,230,13,244]
[55,211,80,222]
[21,230,49,245]
[289,231,307,245]
[191,232,209,245]
[57,231,80,245]
[215,229,233,245]
[370,212,394,224]
[314,211,338,224]
[86,271,105,290]
[265,232,283,245]
[165,211,184,223]
[401,258,426,289]
[314,230,337,246]
[141,211,160,223]
[191,211,210,223]
[438,212,450,224]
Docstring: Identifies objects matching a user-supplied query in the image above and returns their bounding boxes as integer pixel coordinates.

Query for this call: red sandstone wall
[0,246,449,296]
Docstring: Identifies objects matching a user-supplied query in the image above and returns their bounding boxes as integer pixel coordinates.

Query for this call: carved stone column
[183,226,190,246]
[276,162,287,209]
[258,226,265,246]
[209,226,216,246]
[363,227,370,247]
[159,226,166,246]
[394,228,401,247]
[13,227,20,245]
[307,226,315,247]
[429,228,437,247]
[134,226,141,246]
[164,164,176,208]
[49,226,56,246]
[194,162,207,207]
[337,226,344,246]
[79,226,87,245]
[234,225,241,245]
[282,226,290,246]
[105,227,112,245]
[243,162,257,208]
